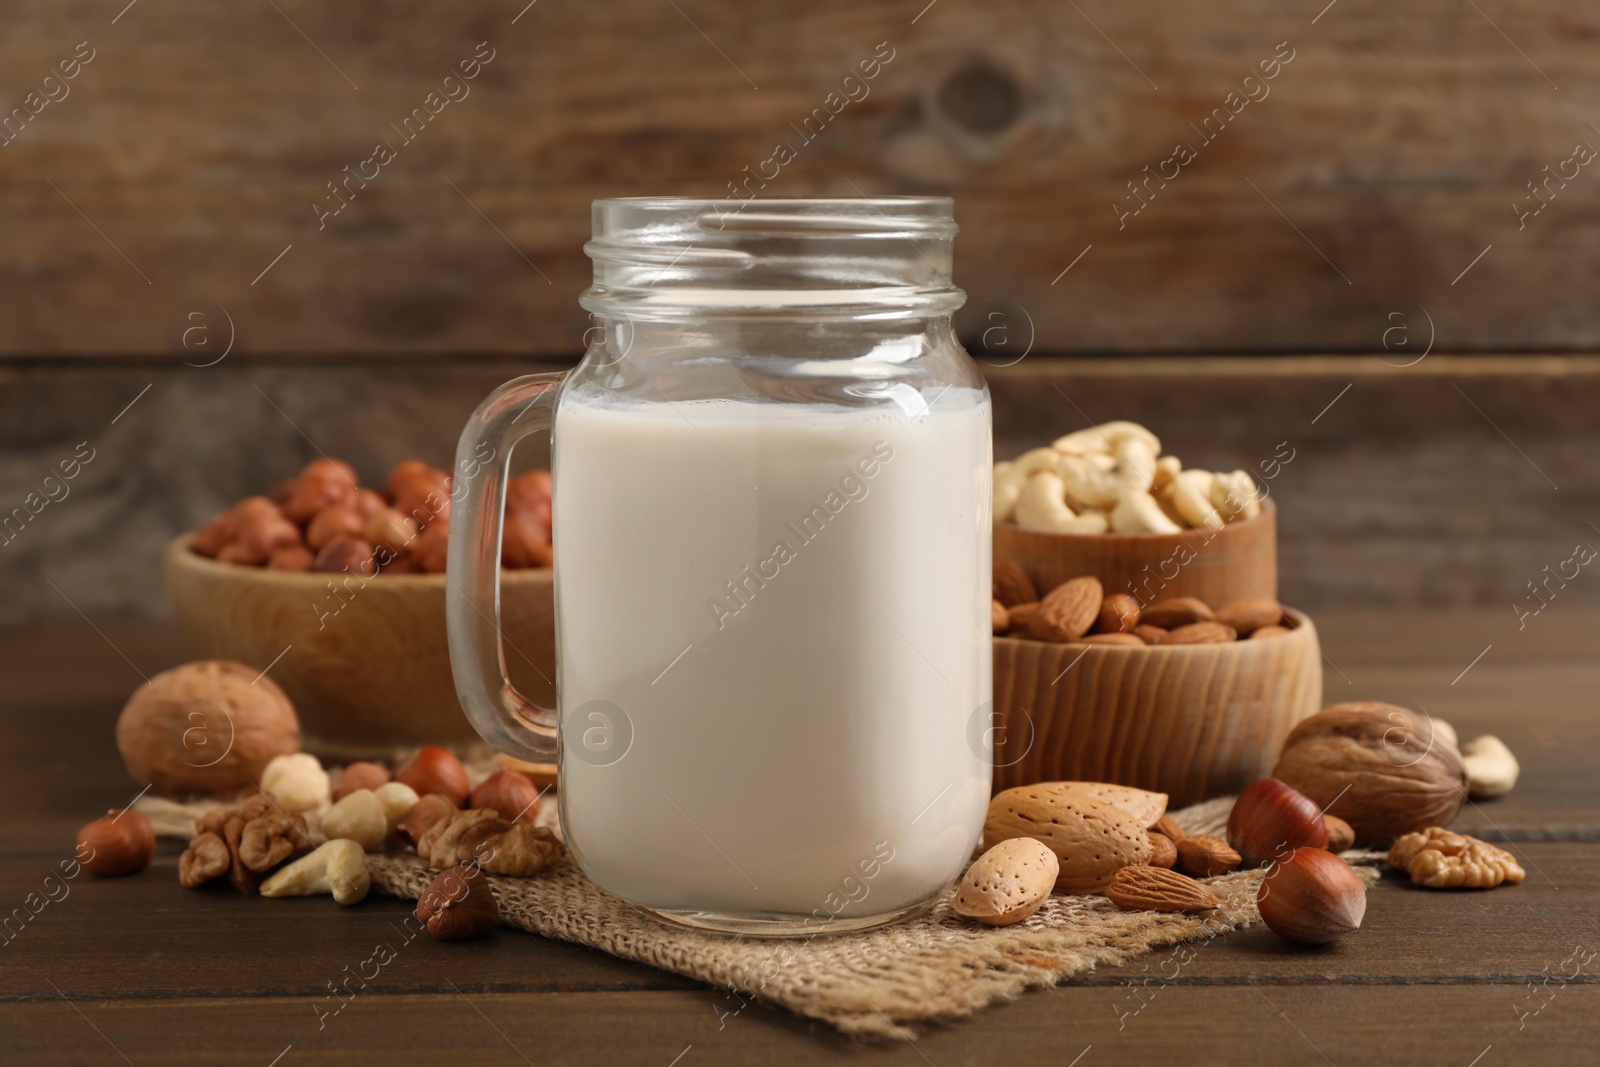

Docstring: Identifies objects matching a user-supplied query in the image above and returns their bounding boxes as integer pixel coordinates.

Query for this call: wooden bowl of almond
[991,421,1321,806]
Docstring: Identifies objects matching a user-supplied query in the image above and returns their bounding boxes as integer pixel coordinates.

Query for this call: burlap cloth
[141,792,1382,1040]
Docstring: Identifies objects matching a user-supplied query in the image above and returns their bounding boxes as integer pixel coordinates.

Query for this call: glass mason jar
[446,196,992,935]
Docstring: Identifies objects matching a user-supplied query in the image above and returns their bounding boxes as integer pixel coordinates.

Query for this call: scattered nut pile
[993,567,1294,646]
[994,420,1262,535]
[190,457,552,575]
[84,659,566,941]
[952,700,1526,944]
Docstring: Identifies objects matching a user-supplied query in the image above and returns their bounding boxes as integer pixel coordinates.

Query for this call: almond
[1176,833,1241,877]
[1133,624,1168,645]
[992,562,1038,608]
[984,784,1153,893]
[1164,621,1237,645]
[1053,781,1169,827]
[1006,602,1040,634]
[1107,865,1219,913]
[1152,814,1187,843]
[1215,595,1283,635]
[1095,593,1142,634]
[1030,576,1103,643]
[1140,596,1213,629]
[953,838,1059,926]
[991,600,1010,634]
[1148,831,1178,869]
[1080,632,1144,647]
[1250,624,1291,640]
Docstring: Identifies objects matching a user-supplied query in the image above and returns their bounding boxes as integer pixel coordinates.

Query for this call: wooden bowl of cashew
[995,498,1277,608]
[164,535,556,760]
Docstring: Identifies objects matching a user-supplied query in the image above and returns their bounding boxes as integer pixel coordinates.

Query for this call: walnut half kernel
[1387,827,1526,889]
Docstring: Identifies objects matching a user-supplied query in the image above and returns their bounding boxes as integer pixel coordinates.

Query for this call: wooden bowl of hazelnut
[164,459,553,758]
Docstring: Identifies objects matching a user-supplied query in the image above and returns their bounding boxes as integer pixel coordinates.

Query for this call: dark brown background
[3,0,1597,620]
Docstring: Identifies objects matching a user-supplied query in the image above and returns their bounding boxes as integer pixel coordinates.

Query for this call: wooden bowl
[163,536,555,759]
[990,607,1321,806]
[995,499,1276,606]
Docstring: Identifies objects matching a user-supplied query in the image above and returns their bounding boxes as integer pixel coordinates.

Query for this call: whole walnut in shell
[1270,702,1467,847]
[115,661,302,797]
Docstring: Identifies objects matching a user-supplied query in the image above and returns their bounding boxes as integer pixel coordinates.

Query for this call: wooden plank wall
[0,0,1596,356]
[3,356,1596,622]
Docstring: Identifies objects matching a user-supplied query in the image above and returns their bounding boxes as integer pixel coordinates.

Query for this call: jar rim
[583,196,963,317]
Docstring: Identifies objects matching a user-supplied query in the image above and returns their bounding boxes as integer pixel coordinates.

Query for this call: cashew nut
[260,839,371,905]
[1058,438,1157,509]
[1169,469,1224,531]
[1152,455,1181,490]
[1014,472,1110,534]
[1210,469,1262,522]
[320,789,388,851]
[1426,717,1459,751]
[260,753,330,813]
[1052,420,1161,458]
[994,461,1025,523]
[1462,735,1520,798]
[1110,490,1182,534]
[1015,447,1063,475]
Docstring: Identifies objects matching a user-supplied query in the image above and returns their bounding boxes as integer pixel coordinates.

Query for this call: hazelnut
[380,553,424,575]
[395,747,470,807]
[502,506,552,569]
[115,661,302,797]
[76,809,156,877]
[470,770,541,823]
[350,488,387,518]
[313,537,378,577]
[364,507,420,557]
[1271,703,1468,846]
[284,458,359,522]
[267,545,315,572]
[215,542,262,566]
[416,864,498,940]
[306,503,367,551]
[332,761,391,801]
[409,521,450,574]
[1257,848,1367,945]
[191,513,235,557]
[1227,778,1329,868]
[234,508,301,562]
[388,461,452,527]
[260,752,330,812]
[399,793,460,845]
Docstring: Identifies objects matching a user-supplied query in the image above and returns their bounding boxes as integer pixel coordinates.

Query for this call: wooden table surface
[3,610,1597,1066]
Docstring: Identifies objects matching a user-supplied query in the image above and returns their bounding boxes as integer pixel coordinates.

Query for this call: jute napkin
[359,796,1382,1039]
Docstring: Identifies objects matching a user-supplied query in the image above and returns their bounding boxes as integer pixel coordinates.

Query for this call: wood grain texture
[163,538,555,756]
[996,500,1277,608]
[992,610,1321,805]
[3,354,1598,620]
[2,3,1600,356]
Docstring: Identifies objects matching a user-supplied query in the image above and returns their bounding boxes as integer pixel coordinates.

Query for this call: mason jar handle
[445,372,566,762]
